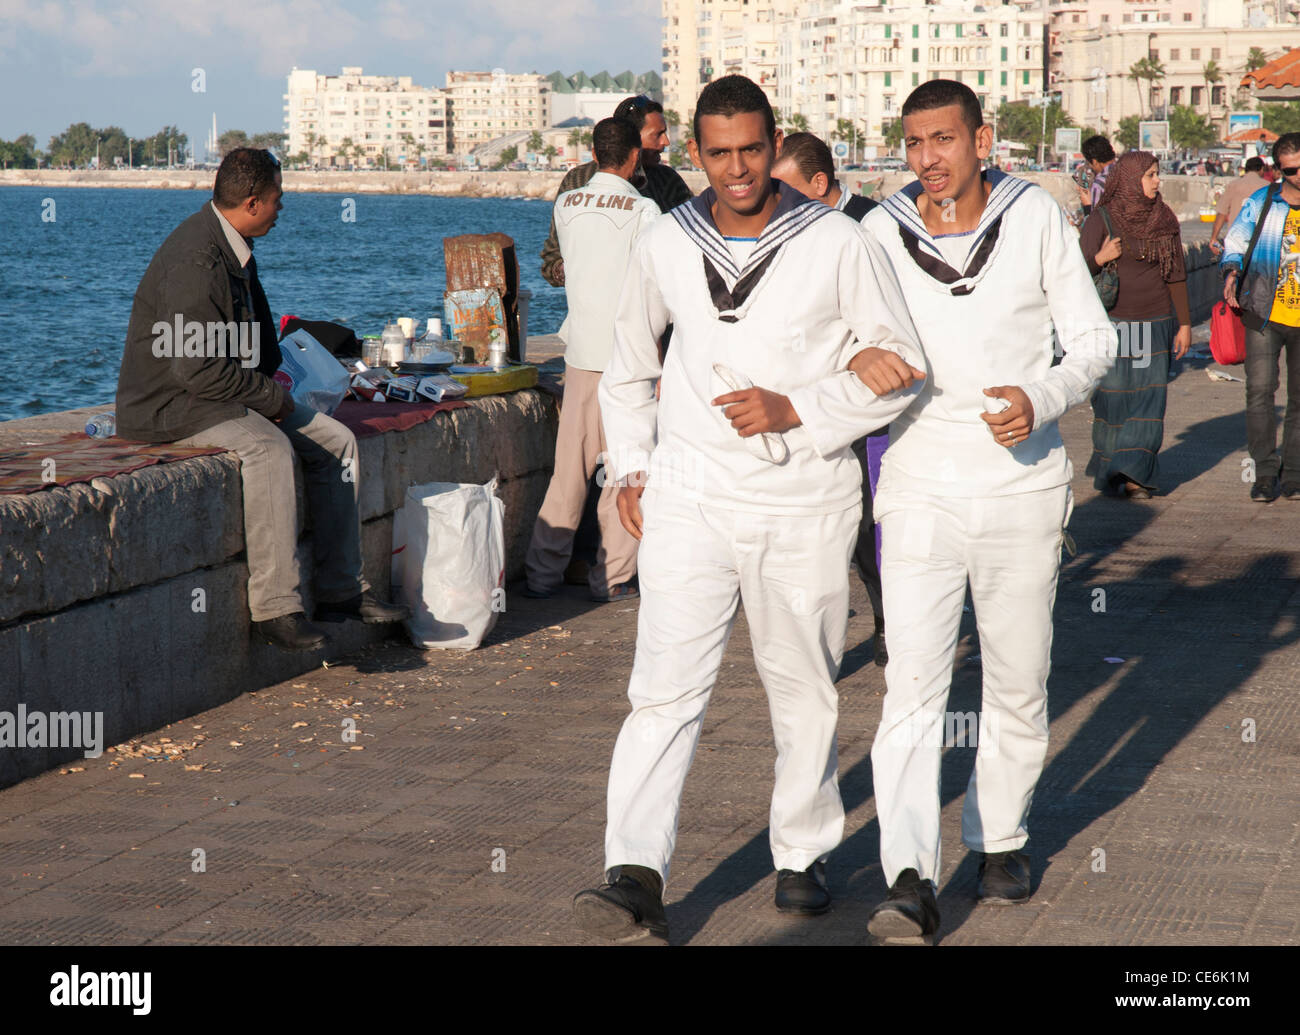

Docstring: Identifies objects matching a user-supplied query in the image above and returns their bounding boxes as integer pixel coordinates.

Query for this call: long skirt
[1086,315,1173,493]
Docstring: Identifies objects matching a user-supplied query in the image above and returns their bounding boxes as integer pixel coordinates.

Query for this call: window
[1072,14,1079,23]
[885,24,891,38]
[1000,24,1008,38]
[1170,49,1180,60]
[912,72,919,86]
[884,71,891,86]
[912,47,919,62]
[1023,70,1030,85]
[1001,46,1007,61]
[1001,70,1007,86]
[1101,14,1109,22]
[1184,12,1192,21]
[1191,85,1203,105]
[1212,86,1225,106]
[1170,86,1182,104]
[1212,48,1221,60]
[1191,49,1200,60]
[912,24,918,38]
[978,70,985,86]
[956,24,963,37]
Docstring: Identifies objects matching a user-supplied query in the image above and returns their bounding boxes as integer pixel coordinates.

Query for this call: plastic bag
[391,477,505,650]
[275,328,351,415]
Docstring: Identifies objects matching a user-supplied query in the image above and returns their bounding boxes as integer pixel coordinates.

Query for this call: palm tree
[1203,60,1223,117]
[567,128,581,157]
[338,136,356,168]
[303,131,321,168]
[789,113,809,133]
[1128,61,1148,117]
[1145,55,1167,116]
[415,141,427,168]
[543,143,558,167]
[527,130,544,153]
[1246,47,1268,74]
[400,132,416,168]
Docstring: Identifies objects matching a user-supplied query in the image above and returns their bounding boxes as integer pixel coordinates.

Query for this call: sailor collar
[671,179,834,321]
[880,169,1033,295]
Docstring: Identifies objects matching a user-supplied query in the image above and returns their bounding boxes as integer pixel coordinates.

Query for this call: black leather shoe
[873,618,888,668]
[573,864,668,943]
[977,849,1031,904]
[1251,477,1279,502]
[315,592,410,624]
[252,613,329,652]
[775,860,831,915]
[1281,482,1300,500]
[867,868,940,945]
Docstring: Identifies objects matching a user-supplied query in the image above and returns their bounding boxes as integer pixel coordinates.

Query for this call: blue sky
[0,0,660,153]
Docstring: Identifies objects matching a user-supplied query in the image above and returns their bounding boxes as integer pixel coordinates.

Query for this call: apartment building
[444,71,551,156]
[665,1,1046,148]
[283,67,450,167]
[1052,1,1300,136]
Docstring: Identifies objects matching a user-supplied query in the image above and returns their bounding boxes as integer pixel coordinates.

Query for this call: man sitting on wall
[115,147,407,652]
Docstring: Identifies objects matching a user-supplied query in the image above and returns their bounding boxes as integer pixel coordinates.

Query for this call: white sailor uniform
[862,171,1116,887]
[598,183,925,884]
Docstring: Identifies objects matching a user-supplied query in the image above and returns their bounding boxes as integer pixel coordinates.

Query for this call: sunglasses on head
[623,95,653,110]
[264,148,281,168]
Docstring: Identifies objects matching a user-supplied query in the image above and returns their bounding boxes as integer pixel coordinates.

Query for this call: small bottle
[85,413,116,438]
[381,322,406,366]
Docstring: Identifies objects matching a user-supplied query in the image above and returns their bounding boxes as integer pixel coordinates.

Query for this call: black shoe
[252,612,329,652]
[1281,482,1300,500]
[873,619,888,668]
[977,849,1032,905]
[774,860,831,915]
[1251,477,1279,502]
[573,864,668,943]
[867,868,939,945]
[520,583,558,599]
[315,591,410,624]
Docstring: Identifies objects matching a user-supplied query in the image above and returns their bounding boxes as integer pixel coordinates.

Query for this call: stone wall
[0,389,558,787]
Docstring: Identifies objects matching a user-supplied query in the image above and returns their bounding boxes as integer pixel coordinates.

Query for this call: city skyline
[0,0,660,151]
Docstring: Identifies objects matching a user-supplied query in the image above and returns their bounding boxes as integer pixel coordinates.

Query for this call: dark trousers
[850,433,885,627]
[1245,322,1300,482]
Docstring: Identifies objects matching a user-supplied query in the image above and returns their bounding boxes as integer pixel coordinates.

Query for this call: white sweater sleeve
[787,225,928,458]
[599,235,668,481]
[1020,200,1117,431]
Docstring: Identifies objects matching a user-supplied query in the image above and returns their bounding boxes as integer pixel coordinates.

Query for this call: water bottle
[85,413,116,438]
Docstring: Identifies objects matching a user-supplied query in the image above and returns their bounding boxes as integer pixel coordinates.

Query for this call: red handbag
[1209,301,1246,365]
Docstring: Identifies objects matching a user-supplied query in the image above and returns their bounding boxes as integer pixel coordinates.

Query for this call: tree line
[0,124,288,169]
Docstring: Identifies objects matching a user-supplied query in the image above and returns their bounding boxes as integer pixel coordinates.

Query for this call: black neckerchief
[879,169,1032,295]
[670,179,834,321]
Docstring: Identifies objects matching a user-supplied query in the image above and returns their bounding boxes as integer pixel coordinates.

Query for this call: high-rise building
[283,67,450,167]
[443,70,551,156]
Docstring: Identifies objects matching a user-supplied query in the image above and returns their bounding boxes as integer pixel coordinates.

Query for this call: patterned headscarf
[1098,150,1182,279]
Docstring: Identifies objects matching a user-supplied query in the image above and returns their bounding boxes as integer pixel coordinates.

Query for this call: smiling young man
[571,75,927,942]
[858,80,1115,943]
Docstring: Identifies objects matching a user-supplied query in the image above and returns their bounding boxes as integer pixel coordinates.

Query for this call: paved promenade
[2,326,1298,946]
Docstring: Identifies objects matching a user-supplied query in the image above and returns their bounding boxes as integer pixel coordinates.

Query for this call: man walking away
[524,118,659,602]
[540,95,692,287]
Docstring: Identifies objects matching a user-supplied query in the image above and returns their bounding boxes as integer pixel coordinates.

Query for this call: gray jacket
[115,203,285,442]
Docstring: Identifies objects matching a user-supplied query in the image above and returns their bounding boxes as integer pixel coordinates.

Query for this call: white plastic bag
[275,328,351,415]
[391,477,505,650]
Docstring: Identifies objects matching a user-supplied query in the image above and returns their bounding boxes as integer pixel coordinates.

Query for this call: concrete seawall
[0,383,559,788]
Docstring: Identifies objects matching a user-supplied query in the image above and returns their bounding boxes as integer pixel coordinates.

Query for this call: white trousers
[604,488,861,886]
[869,484,1072,887]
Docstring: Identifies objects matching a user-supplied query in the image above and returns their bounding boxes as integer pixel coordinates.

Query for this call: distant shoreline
[0,167,711,200]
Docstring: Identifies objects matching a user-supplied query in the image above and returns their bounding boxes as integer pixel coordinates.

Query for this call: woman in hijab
[1080,151,1191,498]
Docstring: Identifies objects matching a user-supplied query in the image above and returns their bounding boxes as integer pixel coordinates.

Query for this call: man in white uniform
[572,75,926,942]
[523,118,659,602]
[859,80,1116,944]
